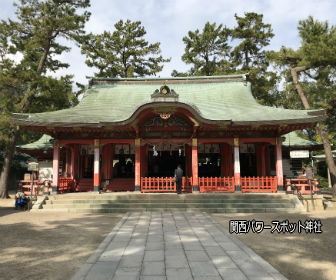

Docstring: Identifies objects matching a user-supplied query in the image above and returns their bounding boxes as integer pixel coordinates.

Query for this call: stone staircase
[41,193,303,213]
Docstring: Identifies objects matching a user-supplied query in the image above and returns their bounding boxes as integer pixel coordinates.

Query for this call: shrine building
[12,75,324,194]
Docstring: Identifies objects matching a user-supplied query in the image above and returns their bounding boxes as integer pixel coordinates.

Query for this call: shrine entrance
[147,144,186,177]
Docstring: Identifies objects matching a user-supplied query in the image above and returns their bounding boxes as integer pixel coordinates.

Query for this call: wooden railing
[105,178,135,192]
[285,178,320,194]
[18,180,44,196]
[199,177,235,193]
[58,177,76,193]
[141,177,192,193]
[241,176,277,193]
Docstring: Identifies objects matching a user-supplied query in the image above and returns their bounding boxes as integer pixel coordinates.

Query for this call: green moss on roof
[282,131,322,147]
[12,75,323,127]
[18,134,53,150]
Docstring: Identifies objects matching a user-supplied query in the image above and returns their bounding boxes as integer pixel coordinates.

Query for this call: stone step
[44,201,294,208]
[40,207,301,213]
[45,198,292,204]
[48,193,288,200]
[40,193,299,213]
[43,202,295,210]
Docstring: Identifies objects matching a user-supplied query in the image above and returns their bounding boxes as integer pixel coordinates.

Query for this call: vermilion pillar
[191,138,199,191]
[135,139,141,191]
[102,144,112,181]
[221,143,233,176]
[233,138,241,190]
[276,137,284,190]
[52,143,60,193]
[70,146,75,178]
[261,144,266,176]
[65,147,72,177]
[93,139,100,192]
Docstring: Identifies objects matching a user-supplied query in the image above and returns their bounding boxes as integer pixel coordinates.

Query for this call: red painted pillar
[265,144,271,176]
[233,138,241,190]
[191,138,199,191]
[135,139,141,191]
[102,144,112,181]
[65,147,71,177]
[276,137,284,190]
[141,144,148,177]
[93,139,100,192]
[52,143,60,193]
[73,145,79,180]
[70,145,75,178]
[221,143,233,177]
[261,144,266,176]
[185,144,192,177]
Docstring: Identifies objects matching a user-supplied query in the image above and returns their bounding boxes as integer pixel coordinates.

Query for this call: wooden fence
[241,176,277,193]
[199,177,235,192]
[141,177,192,193]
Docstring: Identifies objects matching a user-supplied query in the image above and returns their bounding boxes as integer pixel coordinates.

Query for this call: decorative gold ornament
[159,113,171,120]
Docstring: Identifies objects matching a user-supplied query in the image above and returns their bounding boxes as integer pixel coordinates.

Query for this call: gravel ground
[0,197,335,280]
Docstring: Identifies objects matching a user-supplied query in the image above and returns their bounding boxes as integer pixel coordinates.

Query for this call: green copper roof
[17,134,53,150]
[12,75,323,127]
[282,131,322,148]
[313,151,336,159]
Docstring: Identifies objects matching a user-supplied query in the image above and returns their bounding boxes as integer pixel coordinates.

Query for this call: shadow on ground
[212,211,336,280]
[0,209,123,280]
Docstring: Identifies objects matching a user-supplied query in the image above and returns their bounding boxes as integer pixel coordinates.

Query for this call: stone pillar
[135,138,141,191]
[191,138,199,191]
[276,137,284,190]
[93,139,100,192]
[52,143,60,193]
[233,138,241,191]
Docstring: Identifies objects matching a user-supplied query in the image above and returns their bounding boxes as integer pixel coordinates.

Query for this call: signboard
[290,150,310,159]
[27,162,39,171]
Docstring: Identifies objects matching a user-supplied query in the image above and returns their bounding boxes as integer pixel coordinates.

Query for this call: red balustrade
[199,177,235,193]
[285,178,320,194]
[241,176,277,193]
[58,177,76,193]
[141,177,192,193]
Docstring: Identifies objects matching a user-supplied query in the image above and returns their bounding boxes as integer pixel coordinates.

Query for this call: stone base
[277,185,284,191]
[94,186,100,192]
[193,185,199,192]
[51,186,58,194]
[235,185,241,191]
[134,185,141,192]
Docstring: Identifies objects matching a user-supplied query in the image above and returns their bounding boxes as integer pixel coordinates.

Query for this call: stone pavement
[72,212,287,280]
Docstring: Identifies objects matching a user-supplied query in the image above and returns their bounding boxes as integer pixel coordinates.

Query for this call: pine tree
[269,16,336,197]
[81,19,170,78]
[231,12,277,105]
[179,22,231,76]
[0,0,90,198]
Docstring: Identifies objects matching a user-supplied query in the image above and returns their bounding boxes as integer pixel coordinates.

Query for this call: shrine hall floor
[71,212,287,280]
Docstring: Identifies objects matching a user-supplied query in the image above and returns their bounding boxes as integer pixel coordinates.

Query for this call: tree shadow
[212,211,336,280]
[0,212,123,280]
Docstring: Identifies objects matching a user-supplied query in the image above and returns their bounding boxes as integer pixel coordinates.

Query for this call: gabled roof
[12,75,323,128]
[17,134,53,150]
[282,131,323,149]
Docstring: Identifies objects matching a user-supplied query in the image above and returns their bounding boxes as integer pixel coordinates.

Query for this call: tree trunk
[0,128,20,198]
[0,43,51,199]
[291,66,336,198]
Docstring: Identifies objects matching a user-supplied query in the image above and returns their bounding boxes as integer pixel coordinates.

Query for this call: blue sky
[1,0,336,85]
